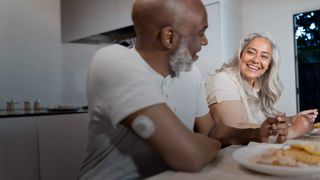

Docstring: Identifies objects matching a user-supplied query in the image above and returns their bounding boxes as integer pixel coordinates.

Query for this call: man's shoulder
[91,44,139,70]
[96,44,133,59]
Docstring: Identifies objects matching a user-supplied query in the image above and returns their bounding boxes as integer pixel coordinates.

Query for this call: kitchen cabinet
[61,0,239,46]
[38,113,89,180]
[61,0,134,42]
[196,0,242,82]
[0,113,89,180]
[0,117,39,180]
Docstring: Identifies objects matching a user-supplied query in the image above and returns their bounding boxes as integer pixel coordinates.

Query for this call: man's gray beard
[169,39,193,77]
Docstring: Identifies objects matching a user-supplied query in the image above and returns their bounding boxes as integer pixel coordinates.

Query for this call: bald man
[79,0,287,179]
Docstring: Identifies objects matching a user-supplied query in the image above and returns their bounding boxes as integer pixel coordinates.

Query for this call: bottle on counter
[34,99,40,111]
[24,99,31,112]
[6,100,15,112]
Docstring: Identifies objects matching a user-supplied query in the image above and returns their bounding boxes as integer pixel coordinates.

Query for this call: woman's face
[240,37,272,84]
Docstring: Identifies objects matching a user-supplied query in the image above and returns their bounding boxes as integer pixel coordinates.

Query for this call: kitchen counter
[0,108,88,118]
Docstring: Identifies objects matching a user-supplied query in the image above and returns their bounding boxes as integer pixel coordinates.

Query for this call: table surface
[148,133,320,180]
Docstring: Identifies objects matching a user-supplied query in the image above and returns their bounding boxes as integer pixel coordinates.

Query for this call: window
[294,9,320,122]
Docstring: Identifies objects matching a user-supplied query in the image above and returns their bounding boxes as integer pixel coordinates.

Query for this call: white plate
[232,143,320,176]
[309,128,320,135]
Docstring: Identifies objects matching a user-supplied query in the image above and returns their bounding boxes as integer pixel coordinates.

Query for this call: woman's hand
[288,113,315,138]
[259,116,288,143]
[275,115,289,143]
[298,109,318,122]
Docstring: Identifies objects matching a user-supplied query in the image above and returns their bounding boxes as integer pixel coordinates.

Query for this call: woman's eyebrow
[262,51,272,56]
[247,47,256,51]
[247,47,271,55]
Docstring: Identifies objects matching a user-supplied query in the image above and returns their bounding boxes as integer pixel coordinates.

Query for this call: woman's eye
[262,55,270,60]
[247,50,255,55]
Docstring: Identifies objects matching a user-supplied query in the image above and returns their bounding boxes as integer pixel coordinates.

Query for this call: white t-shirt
[79,44,209,180]
[206,71,266,125]
[130,48,209,130]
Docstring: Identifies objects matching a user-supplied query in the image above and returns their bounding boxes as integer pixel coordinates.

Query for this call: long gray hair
[217,32,283,117]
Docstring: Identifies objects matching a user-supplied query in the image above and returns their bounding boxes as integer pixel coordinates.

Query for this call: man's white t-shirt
[80,44,209,180]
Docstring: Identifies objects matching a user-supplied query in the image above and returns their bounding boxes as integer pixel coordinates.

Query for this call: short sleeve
[87,45,165,127]
[205,72,241,106]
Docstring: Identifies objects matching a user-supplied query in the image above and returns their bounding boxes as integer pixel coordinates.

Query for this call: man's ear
[160,26,179,49]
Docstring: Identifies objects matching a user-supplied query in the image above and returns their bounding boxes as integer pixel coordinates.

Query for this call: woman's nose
[252,55,261,63]
[201,36,208,46]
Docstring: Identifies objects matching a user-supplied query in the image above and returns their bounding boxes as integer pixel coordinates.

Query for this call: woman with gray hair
[206,32,318,138]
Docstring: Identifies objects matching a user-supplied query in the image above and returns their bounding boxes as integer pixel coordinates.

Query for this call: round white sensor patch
[131,115,155,139]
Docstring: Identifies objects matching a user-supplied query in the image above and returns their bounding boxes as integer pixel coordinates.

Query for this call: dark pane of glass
[294,9,320,122]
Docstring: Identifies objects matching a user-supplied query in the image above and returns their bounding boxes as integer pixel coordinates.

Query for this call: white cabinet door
[196,2,222,83]
[0,117,39,180]
[38,113,89,180]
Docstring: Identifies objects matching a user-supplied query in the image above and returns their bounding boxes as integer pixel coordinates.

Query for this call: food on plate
[291,143,320,156]
[314,122,320,129]
[254,143,320,167]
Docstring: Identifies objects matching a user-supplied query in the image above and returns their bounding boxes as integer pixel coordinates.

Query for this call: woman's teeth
[247,64,260,70]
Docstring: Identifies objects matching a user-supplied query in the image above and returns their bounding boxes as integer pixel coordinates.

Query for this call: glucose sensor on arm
[132,115,155,139]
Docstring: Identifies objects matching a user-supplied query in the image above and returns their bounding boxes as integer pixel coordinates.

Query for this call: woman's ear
[160,26,179,49]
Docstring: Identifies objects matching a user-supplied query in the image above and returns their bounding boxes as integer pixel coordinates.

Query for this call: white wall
[241,0,320,115]
[197,0,242,82]
[0,0,99,109]
[196,2,222,82]
[220,0,243,62]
